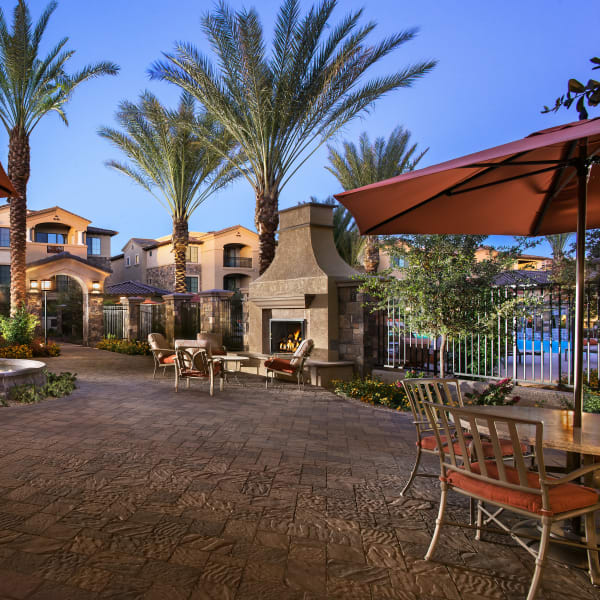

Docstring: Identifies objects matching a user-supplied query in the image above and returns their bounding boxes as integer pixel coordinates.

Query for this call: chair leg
[425,481,447,561]
[153,361,157,379]
[265,370,269,389]
[475,500,483,541]
[187,378,190,389]
[527,517,551,600]
[209,370,214,397]
[584,510,600,585]
[401,447,422,497]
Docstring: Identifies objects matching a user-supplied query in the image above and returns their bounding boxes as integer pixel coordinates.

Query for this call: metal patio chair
[422,401,600,600]
[148,333,175,379]
[264,338,314,389]
[174,347,223,396]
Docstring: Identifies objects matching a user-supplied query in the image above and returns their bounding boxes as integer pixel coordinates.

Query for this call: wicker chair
[174,347,223,396]
[264,338,314,389]
[422,401,600,600]
[148,333,175,379]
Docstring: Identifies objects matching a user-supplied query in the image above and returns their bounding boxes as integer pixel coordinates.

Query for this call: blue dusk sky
[1,0,598,256]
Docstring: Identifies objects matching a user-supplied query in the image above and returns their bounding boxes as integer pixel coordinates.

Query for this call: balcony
[224,256,252,268]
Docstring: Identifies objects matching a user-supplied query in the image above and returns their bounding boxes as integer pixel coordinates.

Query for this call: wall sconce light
[29,279,39,291]
[92,281,101,293]
[41,279,52,291]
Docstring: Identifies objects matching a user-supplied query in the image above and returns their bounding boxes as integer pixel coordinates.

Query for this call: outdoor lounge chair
[401,378,531,501]
[421,401,600,600]
[264,338,314,389]
[148,333,175,379]
[174,347,223,396]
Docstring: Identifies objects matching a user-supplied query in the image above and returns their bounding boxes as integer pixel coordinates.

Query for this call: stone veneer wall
[147,264,202,292]
[337,282,380,376]
[87,256,111,273]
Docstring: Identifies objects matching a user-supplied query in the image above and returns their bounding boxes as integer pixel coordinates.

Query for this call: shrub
[4,371,77,405]
[332,377,411,411]
[0,344,33,358]
[96,338,151,355]
[560,386,600,414]
[464,377,519,406]
[0,305,39,346]
[31,339,61,357]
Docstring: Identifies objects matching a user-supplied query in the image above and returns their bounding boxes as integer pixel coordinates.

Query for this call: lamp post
[40,279,52,344]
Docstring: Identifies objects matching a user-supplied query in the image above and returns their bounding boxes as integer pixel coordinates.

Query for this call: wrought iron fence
[139,303,165,341]
[103,304,125,339]
[383,283,600,386]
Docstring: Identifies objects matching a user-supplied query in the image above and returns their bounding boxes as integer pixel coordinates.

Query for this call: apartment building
[108,225,259,293]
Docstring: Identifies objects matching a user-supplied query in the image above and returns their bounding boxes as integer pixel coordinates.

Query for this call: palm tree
[545,233,575,286]
[545,233,573,262]
[327,126,426,272]
[99,92,239,292]
[0,0,118,311]
[151,0,436,274]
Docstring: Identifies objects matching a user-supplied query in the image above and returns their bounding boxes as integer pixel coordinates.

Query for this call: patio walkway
[0,344,596,599]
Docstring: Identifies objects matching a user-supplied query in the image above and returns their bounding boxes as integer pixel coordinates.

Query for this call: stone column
[87,294,104,346]
[196,289,234,335]
[163,293,195,344]
[120,296,144,341]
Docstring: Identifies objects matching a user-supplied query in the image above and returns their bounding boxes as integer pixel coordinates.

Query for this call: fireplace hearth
[270,319,305,354]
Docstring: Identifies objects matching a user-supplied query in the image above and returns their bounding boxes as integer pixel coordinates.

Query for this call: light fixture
[41,279,52,291]
[29,279,38,291]
[92,281,101,293]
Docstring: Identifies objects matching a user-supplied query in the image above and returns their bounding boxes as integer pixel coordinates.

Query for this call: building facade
[108,225,259,292]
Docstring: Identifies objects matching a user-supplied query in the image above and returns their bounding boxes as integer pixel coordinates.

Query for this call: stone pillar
[196,289,234,335]
[87,294,104,346]
[163,293,195,344]
[27,291,44,339]
[120,296,144,341]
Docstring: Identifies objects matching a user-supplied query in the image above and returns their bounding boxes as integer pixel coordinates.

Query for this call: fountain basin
[0,359,46,393]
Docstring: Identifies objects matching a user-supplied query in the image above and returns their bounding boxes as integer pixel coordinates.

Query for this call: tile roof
[87,226,118,236]
[494,270,550,286]
[26,251,111,273]
[104,280,171,296]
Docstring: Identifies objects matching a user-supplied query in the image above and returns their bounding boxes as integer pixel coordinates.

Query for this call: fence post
[120,296,144,340]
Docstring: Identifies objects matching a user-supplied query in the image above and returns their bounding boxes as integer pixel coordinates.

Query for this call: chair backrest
[148,333,171,358]
[175,347,211,376]
[290,338,314,367]
[422,401,547,503]
[402,378,463,431]
[196,333,226,355]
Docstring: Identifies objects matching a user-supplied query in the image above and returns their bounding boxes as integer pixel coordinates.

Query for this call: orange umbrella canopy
[0,162,15,198]
[335,118,600,236]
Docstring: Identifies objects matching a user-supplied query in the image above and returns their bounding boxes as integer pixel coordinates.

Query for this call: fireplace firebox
[270,319,306,354]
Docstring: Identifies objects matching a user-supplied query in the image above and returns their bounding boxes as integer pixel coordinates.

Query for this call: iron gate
[139,303,165,340]
[103,304,125,339]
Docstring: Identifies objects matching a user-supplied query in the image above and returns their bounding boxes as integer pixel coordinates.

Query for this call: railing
[103,305,125,339]
[383,283,600,386]
[223,256,252,268]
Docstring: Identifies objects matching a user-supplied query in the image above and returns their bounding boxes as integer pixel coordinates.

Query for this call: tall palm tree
[545,233,573,262]
[0,0,118,311]
[151,0,436,274]
[545,233,575,286]
[99,92,239,292]
[327,126,426,272]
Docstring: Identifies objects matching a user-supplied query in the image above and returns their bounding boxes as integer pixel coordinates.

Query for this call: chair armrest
[542,463,600,486]
[151,347,173,353]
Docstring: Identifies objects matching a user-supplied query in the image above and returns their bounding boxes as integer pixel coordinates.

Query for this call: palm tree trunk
[7,128,30,314]
[255,190,279,274]
[363,235,380,273]
[172,218,188,293]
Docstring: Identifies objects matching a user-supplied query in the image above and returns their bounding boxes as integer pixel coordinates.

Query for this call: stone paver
[0,344,596,599]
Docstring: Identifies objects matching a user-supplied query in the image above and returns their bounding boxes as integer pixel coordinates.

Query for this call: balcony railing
[224,256,252,268]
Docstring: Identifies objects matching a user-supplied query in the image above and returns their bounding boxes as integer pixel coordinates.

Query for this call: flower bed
[96,338,151,355]
[332,376,412,411]
[1,371,77,407]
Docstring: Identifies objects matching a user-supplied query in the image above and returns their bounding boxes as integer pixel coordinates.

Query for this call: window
[224,275,242,291]
[135,254,140,265]
[391,256,406,269]
[0,265,9,285]
[186,246,198,263]
[149,251,153,256]
[35,231,66,244]
[125,256,130,267]
[185,276,198,293]
[87,236,101,255]
[0,228,9,247]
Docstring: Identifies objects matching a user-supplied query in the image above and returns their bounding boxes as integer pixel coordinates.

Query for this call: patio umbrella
[335,117,600,427]
[0,162,15,197]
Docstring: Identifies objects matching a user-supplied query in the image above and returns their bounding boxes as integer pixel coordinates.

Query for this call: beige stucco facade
[108,225,259,292]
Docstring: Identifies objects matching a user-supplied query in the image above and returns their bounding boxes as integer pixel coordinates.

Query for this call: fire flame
[279,328,302,352]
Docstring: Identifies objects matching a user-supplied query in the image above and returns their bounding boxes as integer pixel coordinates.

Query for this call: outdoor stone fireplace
[270,318,306,353]
[248,202,357,362]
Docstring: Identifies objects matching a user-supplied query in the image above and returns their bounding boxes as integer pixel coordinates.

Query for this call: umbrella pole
[573,141,591,428]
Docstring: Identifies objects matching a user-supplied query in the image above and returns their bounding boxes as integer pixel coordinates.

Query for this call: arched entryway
[45,275,84,343]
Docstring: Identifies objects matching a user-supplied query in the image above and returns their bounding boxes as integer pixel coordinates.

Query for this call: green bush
[464,378,519,406]
[96,338,150,355]
[332,376,412,411]
[3,371,77,405]
[0,305,39,346]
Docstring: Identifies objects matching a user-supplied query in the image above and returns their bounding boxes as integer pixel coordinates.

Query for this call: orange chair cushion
[419,435,527,458]
[159,354,176,365]
[264,358,296,374]
[447,462,600,515]
[180,369,210,378]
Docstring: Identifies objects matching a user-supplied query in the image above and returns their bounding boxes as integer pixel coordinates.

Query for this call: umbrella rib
[531,140,579,236]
